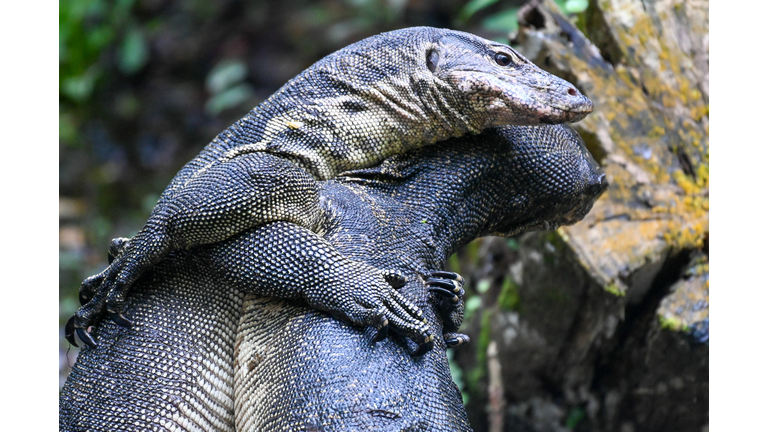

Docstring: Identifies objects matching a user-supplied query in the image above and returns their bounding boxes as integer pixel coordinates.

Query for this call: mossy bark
[452,1,708,431]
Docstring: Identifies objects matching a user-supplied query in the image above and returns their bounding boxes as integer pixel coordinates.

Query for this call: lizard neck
[229,75,482,181]
[214,29,488,181]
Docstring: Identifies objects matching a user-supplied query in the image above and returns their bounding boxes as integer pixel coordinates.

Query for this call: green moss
[659,314,690,332]
[565,407,585,429]
[498,277,520,311]
[604,282,626,297]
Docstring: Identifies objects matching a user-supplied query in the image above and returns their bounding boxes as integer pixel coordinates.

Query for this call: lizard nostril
[568,87,577,96]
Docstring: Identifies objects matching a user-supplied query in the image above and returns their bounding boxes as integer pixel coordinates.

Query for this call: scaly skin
[60,124,607,431]
[67,26,593,354]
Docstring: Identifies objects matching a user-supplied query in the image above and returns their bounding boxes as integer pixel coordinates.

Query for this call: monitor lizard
[66,27,593,355]
[60,124,607,431]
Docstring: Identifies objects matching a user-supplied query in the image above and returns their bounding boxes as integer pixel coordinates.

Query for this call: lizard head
[427,30,593,127]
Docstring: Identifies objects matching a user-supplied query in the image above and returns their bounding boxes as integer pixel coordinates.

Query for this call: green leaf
[119,27,148,75]
[476,279,491,294]
[564,0,589,13]
[465,296,482,316]
[205,83,255,116]
[87,26,115,51]
[459,0,501,22]
[481,7,519,33]
[61,67,101,102]
[206,59,249,94]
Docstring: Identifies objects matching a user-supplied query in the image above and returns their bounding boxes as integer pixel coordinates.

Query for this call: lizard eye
[494,52,513,67]
[427,49,439,72]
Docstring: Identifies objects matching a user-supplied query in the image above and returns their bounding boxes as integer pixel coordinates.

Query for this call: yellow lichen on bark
[518,0,708,291]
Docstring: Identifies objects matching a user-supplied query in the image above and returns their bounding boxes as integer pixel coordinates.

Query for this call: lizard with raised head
[66,27,593,354]
[60,123,608,431]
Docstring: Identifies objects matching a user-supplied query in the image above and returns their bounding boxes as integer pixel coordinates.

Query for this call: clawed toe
[425,271,465,304]
[427,270,464,285]
[373,319,390,342]
[445,333,470,348]
[108,311,133,329]
[409,335,435,357]
[64,315,98,348]
[77,328,97,348]
[427,285,459,303]
[64,316,78,347]
[425,269,467,343]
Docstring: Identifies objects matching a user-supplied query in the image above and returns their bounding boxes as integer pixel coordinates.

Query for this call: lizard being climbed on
[67,27,593,354]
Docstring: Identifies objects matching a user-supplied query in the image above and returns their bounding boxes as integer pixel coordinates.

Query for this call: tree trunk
[453,1,708,431]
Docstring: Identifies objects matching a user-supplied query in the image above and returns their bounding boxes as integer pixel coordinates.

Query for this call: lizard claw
[108,310,133,329]
[373,319,390,342]
[426,275,464,302]
[66,237,136,347]
[409,335,435,357]
[65,315,98,348]
[444,332,470,348]
[77,328,98,348]
[428,270,465,285]
[64,316,78,347]
[426,270,467,339]
[427,285,460,303]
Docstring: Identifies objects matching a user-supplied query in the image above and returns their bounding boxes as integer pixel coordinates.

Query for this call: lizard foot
[66,237,149,348]
[303,262,435,357]
[426,270,467,341]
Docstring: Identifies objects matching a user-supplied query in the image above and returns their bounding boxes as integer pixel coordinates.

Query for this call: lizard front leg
[68,153,323,347]
[205,221,436,356]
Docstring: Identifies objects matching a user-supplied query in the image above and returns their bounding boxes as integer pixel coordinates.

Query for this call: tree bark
[454,1,708,431]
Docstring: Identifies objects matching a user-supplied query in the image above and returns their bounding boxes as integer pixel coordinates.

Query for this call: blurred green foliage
[205,59,255,115]
[60,0,148,104]
[459,0,587,36]
[497,277,520,311]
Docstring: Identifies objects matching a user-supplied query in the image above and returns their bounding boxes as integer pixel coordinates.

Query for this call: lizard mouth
[536,99,594,124]
[449,71,594,126]
[535,86,594,122]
